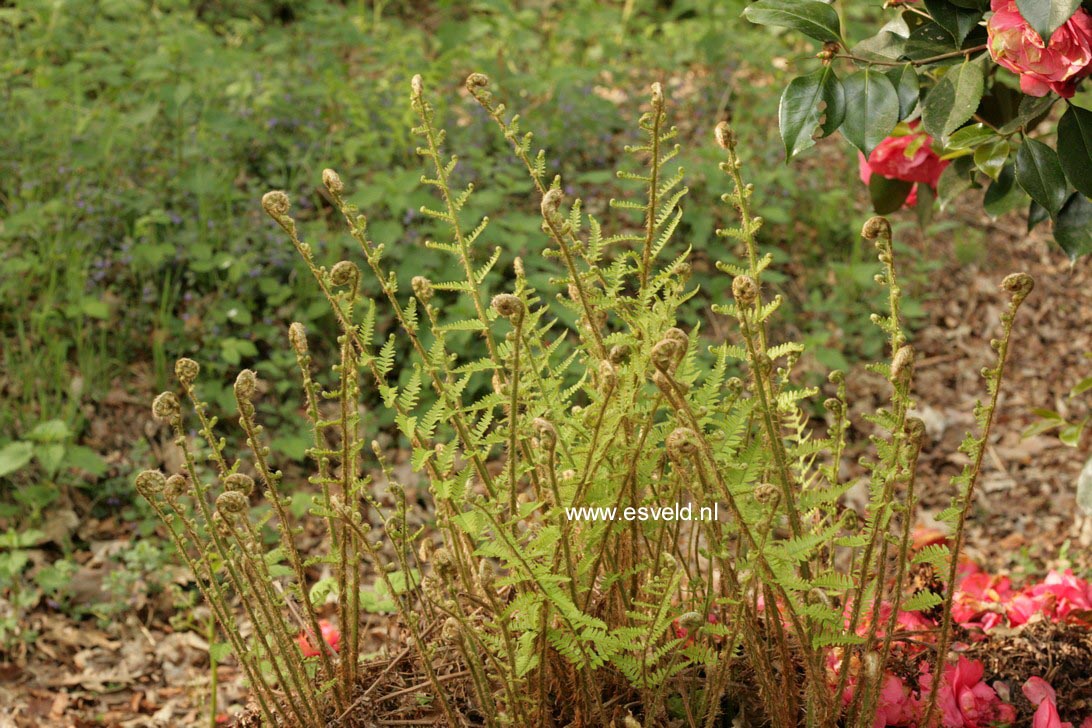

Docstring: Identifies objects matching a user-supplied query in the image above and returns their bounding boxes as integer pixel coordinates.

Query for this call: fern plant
[137,73,1033,727]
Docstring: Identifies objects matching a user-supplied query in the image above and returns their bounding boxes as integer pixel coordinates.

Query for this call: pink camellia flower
[924,656,1016,727]
[858,123,949,208]
[987,0,1092,98]
[296,619,341,658]
[1023,676,1072,728]
[952,572,1013,633]
[874,673,919,728]
[1008,569,1092,626]
[825,649,919,728]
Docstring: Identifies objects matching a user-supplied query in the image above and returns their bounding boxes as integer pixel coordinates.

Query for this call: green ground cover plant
[136,74,1033,726]
[0,0,886,440]
[1,1,906,627]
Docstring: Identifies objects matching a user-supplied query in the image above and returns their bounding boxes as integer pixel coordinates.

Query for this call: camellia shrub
[743,0,1092,260]
[138,75,1045,726]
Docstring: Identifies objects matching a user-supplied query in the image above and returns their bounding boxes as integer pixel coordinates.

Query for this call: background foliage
[0,0,924,634]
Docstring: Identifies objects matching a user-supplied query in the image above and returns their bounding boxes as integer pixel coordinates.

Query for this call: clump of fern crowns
[137,73,1034,727]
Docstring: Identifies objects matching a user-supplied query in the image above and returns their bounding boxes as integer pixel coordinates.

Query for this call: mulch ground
[1,202,1089,726]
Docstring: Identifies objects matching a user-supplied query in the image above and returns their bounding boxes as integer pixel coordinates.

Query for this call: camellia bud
[818,40,840,62]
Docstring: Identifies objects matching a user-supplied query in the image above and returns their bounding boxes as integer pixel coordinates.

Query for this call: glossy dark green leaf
[1015,0,1082,43]
[924,0,985,45]
[1054,192,1092,261]
[1027,200,1050,232]
[853,14,910,61]
[842,68,900,155]
[943,123,994,153]
[973,138,1010,180]
[1058,105,1092,198]
[818,70,846,136]
[915,183,936,228]
[1026,199,1052,230]
[983,163,1023,218]
[904,20,959,59]
[869,175,914,214]
[778,67,845,159]
[922,59,985,140]
[742,0,842,43]
[997,94,1057,135]
[937,156,977,210]
[885,64,920,121]
[1015,137,1068,215]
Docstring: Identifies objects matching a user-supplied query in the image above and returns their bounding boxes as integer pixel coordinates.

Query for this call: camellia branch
[835,43,989,68]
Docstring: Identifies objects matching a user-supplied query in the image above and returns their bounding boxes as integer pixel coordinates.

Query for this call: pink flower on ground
[987,0,1092,98]
[925,656,1016,727]
[1023,676,1073,728]
[858,124,948,208]
[296,619,341,658]
[1008,570,1092,626]
[825,649,918,727]
[874,673,919,728]
[952,572,1013,633]
[1006,591,1048,626]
